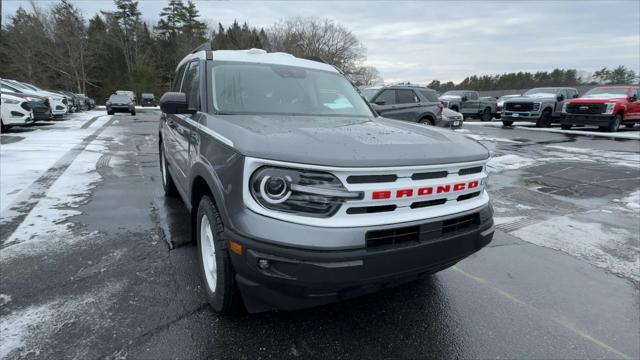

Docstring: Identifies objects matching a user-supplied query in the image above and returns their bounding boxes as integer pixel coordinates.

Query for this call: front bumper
[502,111,541,121]
[226,204,494,312]
[107,105,133,113]
[562,113,613,126]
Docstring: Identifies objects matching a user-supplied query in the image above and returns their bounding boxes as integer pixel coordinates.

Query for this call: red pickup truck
[561,85,640,132]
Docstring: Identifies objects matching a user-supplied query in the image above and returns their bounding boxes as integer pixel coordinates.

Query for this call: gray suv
[367,85,447,126]
[501,87,578,127]
[159,49,494,313]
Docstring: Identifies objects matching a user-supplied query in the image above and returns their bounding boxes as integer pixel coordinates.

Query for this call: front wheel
[624,123,635,129]
[107,110,114,115]
[502,120,514,127]
[606,114,622,132]
[481,108,492,122]
[561,124,572,130]
[131,110,136,116]
[1,120,9,132]
[536,111,552,128]
[197,196,239,314]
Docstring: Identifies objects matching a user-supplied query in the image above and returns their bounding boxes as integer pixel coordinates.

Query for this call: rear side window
[632,89,638,100]
[374,90,396,105]
[419,90,439,102]
[180,61,200,110]
[397,89,418,104]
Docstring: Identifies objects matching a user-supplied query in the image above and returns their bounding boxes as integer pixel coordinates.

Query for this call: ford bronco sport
[158,48,494,313]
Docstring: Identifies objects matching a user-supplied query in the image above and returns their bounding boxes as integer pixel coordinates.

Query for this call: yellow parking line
[451,266,631,359]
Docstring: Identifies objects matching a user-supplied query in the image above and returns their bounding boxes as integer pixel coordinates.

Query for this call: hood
[568,97,626,104]
[1,93,25,102]
[1,91,46,102]
[203,115,489,167]
[504,94,555,103]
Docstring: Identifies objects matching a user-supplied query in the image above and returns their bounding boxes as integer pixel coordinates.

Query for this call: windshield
[211,63,374,117]
[109,95,131,103]
[524,88,559,97]
[582,88,628,99]
[141,93,154,98]
[441,91,465,97]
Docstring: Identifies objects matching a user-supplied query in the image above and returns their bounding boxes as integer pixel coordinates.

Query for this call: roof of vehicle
[374,84,437,92]
[527,87,577,90]
[178,48,339,73]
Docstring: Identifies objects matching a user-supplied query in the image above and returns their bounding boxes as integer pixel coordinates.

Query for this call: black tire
[419,117,434,125]
[502,120,514,127]
[561,124,572,130]
[481,108,492,122]
[159,142,178,196]
[1,120,9,132]
[624,123,635,129]
[131,111,136,116]
[607,114,622,132]
[536,110,552,128]
[196,195,239,314]
[107,110,114,115]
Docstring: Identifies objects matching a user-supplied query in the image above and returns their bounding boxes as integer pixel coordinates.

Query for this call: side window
[180,61,200,110]
[397,89,418,104]
[568,89,578,98]
[631,89,638,100]
[467,92,478,100]
[172,64,187,92]
[374,89,397,105]
[419,90,439,102]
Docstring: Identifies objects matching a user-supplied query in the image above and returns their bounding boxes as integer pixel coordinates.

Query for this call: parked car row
[109,90,156,107]
[0,78,96,131]
[499,85,640,132]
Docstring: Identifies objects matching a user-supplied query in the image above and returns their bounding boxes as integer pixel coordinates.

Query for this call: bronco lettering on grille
[372,180,479,200]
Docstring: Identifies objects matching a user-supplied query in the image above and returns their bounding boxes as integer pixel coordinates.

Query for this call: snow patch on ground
[513,216,640,282]
[0,136,107,262]
[0,282,123,359]
[544,145,640,168]
[613,190,640,212]
[521,126,640,140]
[487,154,537,172]
[463,133,521,143]
[493,216,525,225]
[0,111,108,214]
[0,294,11,306]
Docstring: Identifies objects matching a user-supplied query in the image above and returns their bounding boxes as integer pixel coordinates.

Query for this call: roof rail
[191,41,212,54]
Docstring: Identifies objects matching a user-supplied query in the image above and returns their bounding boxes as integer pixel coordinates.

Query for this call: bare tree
[268,17,366,75]
[351,65,383,86]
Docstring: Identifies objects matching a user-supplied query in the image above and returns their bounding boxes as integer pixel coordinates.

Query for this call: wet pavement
[0,113,639,359]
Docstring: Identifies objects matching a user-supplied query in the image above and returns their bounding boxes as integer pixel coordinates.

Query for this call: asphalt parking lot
[1,112,639,359]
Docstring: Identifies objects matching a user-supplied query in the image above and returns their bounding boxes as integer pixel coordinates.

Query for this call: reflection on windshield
[583,89,628,99]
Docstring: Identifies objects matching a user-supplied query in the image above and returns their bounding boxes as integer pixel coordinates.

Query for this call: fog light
[257,259,270,270]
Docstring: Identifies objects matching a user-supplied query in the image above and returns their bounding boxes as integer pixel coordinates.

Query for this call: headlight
[603,103,616,115]
[562,102,568,113]
[1,98,21,104]
[532,102,541,111]
[250,167,362,217]
[106,102,112,106]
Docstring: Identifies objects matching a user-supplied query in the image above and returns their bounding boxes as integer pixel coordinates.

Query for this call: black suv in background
[367,85,445,126]
[141,93,156,107]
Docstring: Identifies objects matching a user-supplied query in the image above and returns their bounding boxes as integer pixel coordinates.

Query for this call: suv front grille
[566,103,606,114]
[366,213,480,250]
[505,102,534,111]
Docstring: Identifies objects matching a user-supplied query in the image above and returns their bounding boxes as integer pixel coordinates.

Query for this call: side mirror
[461,96,468,102]
[630,95,638,102]
[373,100,385,105]
[160,92,195,114]
[557,95,565,101]
[572,94,579,98]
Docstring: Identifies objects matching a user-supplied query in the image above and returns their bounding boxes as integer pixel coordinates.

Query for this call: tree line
[427,66,637,92]
[0,0,380,102]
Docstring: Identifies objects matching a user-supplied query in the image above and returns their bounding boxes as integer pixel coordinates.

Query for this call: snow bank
[613,190,640,212]
[513,216,640,282]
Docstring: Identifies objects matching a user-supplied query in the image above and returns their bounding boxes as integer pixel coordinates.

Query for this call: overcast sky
[3,0,639,83]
